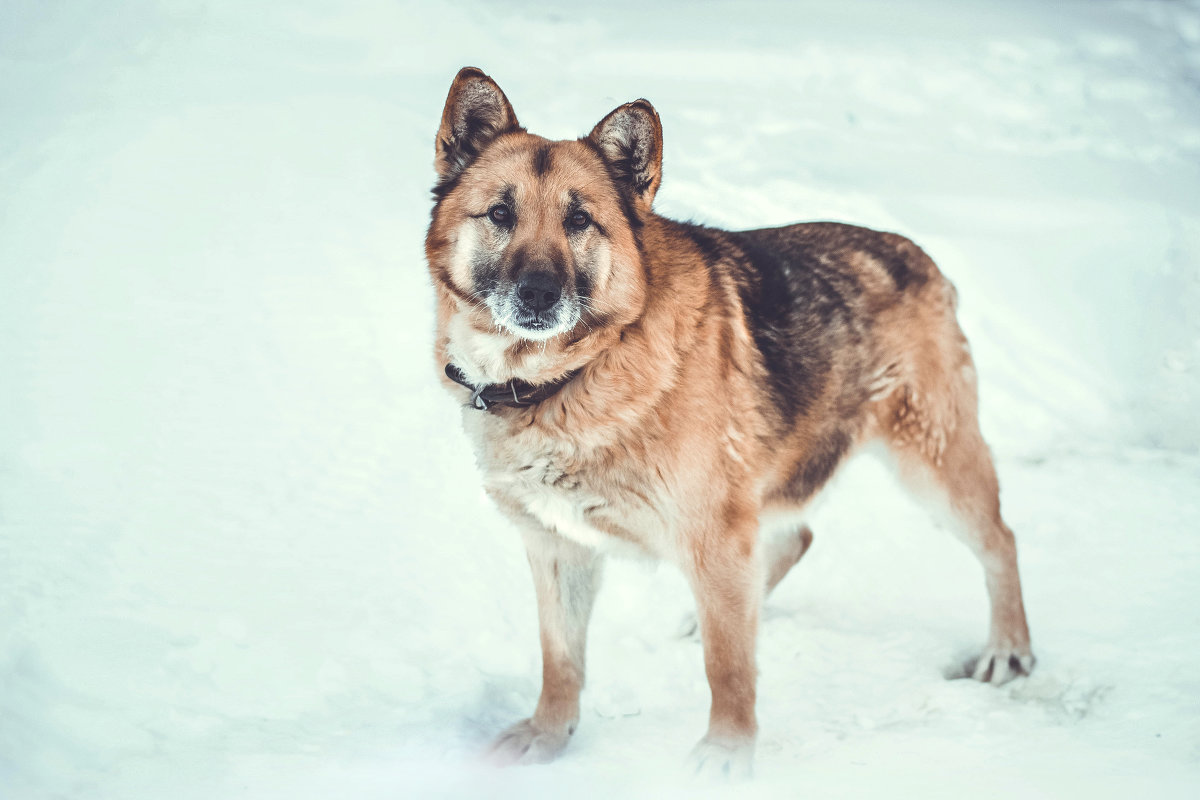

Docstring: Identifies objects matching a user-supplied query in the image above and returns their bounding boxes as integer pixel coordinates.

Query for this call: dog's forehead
[467,136,612,206]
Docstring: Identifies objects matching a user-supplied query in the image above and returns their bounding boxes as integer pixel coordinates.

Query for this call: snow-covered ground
[2,1,1199,797]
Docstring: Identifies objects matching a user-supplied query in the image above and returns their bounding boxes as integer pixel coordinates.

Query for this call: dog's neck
[443,362,579,411]
[441,305,611,389]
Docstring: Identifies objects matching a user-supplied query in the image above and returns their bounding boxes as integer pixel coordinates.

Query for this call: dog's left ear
[588,100,663,205]
[435,67,521,182]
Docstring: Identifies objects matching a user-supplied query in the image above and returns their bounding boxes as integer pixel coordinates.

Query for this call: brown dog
[424,67,1033,777]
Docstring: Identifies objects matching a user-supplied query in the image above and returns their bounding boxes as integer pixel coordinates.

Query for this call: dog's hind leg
[763,521,814,596]
[488,523,602,765]
[878,327,1033,684]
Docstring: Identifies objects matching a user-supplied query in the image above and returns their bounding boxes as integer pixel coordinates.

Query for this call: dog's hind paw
[674,612,700,640]
[686,735,754,781]
[486,718,572,766]
[952,645,1035,685]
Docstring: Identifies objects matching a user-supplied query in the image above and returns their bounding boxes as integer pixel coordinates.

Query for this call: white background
[2,1,1199,797]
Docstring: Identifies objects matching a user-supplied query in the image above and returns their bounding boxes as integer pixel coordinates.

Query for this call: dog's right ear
[435,67,520,183]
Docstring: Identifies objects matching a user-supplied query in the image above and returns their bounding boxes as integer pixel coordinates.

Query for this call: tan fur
[425,68,1034,775]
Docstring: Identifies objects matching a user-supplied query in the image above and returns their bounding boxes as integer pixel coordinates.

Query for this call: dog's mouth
[512,310,555,331]
[504,309,576,340]
[488,292,579,341]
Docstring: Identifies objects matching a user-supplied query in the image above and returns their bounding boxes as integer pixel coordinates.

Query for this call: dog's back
[654,219,967,504]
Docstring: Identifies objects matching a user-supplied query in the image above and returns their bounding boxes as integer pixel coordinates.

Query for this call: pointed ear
[587,99,663,204]
[435,67,521,182]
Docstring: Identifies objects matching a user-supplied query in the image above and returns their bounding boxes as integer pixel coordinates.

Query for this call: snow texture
[2,1,1199,798]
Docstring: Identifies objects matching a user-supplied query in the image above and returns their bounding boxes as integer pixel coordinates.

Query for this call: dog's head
[426,68,663,379]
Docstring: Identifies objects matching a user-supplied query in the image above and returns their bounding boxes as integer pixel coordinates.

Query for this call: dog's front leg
[683,506,761,779]
[489,522,602,766]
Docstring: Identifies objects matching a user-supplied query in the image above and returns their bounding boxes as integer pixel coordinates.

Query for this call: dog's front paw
[959,644,1035,685]
[487,718,572,766]
[686,735,754,780]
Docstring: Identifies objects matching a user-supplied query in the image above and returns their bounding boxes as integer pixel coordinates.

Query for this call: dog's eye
[488,204,512,226]
[567,210,591,231]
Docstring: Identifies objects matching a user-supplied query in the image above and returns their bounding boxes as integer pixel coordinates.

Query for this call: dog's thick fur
[425,67,1033,776]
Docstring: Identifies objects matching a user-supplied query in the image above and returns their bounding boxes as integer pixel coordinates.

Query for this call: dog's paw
[686,735,754,781]
[674,612,700,640]
[487,718,572,766]
[956,644,1036,685]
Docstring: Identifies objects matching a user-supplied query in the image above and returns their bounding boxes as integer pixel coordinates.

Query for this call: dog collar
[444,363,577,411]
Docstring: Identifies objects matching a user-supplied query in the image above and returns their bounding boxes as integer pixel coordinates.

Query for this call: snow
[2,1,1199,797]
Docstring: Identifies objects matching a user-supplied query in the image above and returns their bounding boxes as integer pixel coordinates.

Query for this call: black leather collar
[444,363,577,411]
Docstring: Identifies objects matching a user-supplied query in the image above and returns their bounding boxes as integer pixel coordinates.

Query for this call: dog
[424,67,1034,777]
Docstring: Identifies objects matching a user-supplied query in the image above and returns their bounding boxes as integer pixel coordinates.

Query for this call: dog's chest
[489,458,629,551]
[475,431,659,555]
[513,466,612,549]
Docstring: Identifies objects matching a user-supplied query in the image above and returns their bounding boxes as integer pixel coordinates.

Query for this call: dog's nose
[516,272,562,313]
